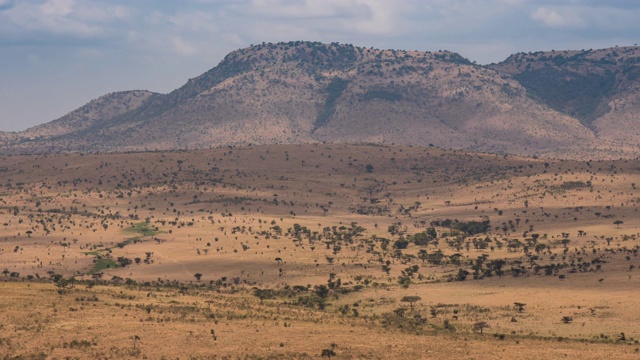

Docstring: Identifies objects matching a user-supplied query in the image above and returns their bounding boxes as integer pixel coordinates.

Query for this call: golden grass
[1,144,639,358]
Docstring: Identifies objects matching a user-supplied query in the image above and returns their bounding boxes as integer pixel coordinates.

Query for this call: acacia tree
[514,302,526,313]
[194,273,203,282]
[55,276,73,295]
[401,296,422,309]
[473,321,490,334]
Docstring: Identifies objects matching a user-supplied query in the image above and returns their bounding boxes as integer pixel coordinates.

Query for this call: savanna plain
[1,144,639,359]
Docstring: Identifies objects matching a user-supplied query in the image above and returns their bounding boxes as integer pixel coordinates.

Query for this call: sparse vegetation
[0,143,639,358]
[5,43,640,160]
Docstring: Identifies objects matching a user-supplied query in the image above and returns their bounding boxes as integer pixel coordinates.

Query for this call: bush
[393,239,409,249]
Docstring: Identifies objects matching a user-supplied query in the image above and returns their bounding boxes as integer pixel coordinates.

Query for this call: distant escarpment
[3,42,640,159]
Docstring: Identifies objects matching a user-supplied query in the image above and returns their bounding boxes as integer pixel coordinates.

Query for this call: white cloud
[1,0,130,38]
[40,0,73,17]
[168,11,218,33]
[74,3,129,23]
[243,0,412,36]
[531,6,586,28]
[248,0,361,18]
[350,0,408,35]
[171,36,197,56]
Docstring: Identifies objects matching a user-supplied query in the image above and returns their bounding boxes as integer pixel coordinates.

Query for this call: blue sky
[1,0,639,131]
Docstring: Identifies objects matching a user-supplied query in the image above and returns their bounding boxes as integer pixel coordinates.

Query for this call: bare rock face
[3,42,640,159]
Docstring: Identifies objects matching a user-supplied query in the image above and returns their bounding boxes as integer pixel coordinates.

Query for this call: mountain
[2,41,639,158]
[1,90,160,153]
[490,46,640,154]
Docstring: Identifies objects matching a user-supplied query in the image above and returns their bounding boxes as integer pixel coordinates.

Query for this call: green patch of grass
[116,237,141,249]
[84,235,145,275]
[89,258,119,274]
[124,222,160,237]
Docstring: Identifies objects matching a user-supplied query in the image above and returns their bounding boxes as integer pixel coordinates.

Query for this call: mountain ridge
[2,41,639,159]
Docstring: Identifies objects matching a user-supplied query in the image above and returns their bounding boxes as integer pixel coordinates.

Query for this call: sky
[1,0,639,132]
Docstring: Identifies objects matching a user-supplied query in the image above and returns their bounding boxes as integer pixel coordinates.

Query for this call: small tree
[117,257,132,267]
[614,220,623,229]
[473,321,490,334]
[321,343,337,359]
[314,284,329,298]
[401,296,422,309]
[194,273,203,282]
[55,277,73,295]
[398,276,411,288]
[430,307,438,318]
[132,335,140,350]
[514,302,526,313]
[561,316,573,324]
[394,307,408,317]
[418,249,429,263]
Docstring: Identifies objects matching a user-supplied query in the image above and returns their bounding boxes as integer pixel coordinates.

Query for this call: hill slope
[2,42,640,158]
[490,46,640,155]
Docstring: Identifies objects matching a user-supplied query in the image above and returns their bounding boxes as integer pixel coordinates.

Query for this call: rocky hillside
[490,46,640,153]
[2,42,639,158]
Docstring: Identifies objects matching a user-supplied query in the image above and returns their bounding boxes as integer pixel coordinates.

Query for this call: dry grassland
[1,144,639,359]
